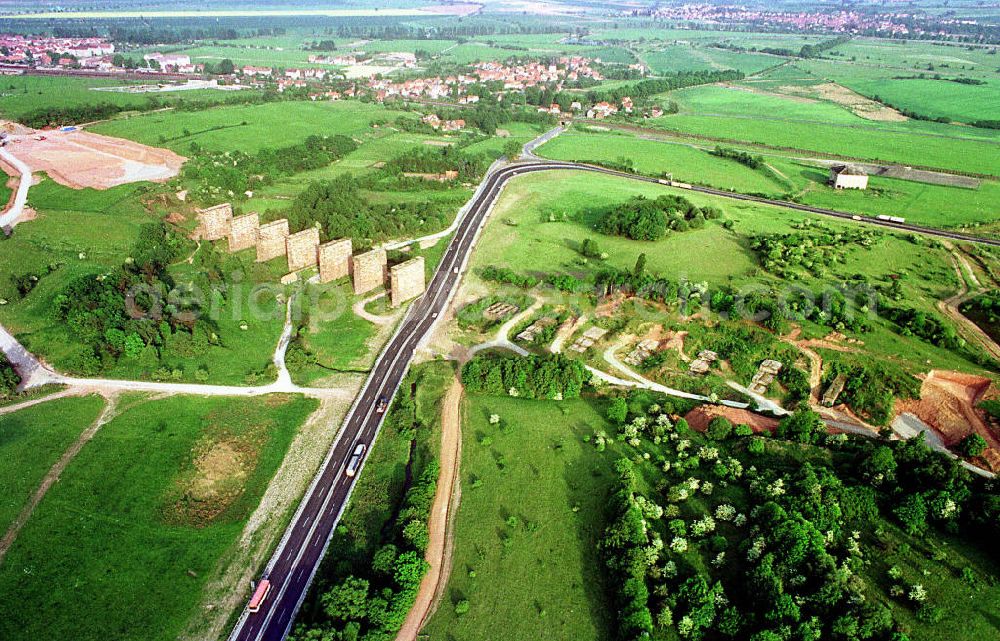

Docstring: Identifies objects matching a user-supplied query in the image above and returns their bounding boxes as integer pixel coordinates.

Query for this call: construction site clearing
[1,122,185,189]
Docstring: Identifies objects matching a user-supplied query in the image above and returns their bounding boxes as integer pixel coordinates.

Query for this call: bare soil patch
[724,83,817,104]
[895,370,1000,470]
[9,128,185,189]
[781,82,907,122]
[684,404,779,433]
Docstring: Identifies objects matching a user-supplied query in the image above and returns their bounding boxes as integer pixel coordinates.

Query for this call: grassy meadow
[539,128,1000,230]
[467,169,986,376]
[0,393,318,641]
[90,100,414,154]
[0,394,106,533]
[422,394,615,641]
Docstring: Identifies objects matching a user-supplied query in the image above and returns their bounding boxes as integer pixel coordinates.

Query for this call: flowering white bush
[664,504,681,518]
[489,414,500,424]
[686,477,701,491]
[767,478,786,497]
[936,497,958,520]
[909,584,927,602]
[677,439,691,452]
[656,413,672,427]
[668,486,690,503]
[636,496,664,520]
[747,537,765,561]
[677,615,694,637]
[701,481,714,495]
[712,552,726,567]
[691,515,716,537]
[698,446,719,461]
[670,537,688,553]
[715,504,736,521]
[507,387,519,397]
[733,513,747,527]
[664,560,678,577]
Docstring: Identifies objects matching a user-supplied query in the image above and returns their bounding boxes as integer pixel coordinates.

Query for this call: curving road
[0,146,32,233]
[228,157,1000,641]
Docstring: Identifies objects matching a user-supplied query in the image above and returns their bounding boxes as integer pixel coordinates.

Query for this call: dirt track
[395,376,463,641]
[0,392,117,562]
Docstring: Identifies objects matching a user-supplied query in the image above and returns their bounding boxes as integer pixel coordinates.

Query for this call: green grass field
[800,57,1000,124]
[651,112,1000,176]
[469,169,985,375]
[422,394,615,641]
[90,100,413,154]
[540,128,1000,229]
[290,280,378,385]
[0,75,250,123]
[538,130,789,194]
[0,395,106,533]
[0,393,317,641]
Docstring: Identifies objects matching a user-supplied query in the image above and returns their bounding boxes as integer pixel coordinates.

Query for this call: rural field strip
[0,393,119,562]
[580,120,1000,179]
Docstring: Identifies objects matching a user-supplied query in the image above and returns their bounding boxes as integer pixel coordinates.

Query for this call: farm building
[830,164,868,190]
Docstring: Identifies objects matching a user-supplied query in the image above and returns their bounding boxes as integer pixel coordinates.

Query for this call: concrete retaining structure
[229,212,260,252]
[318,238,352,283]
[352,247,388,295]
[197,203,233,241]
[390,256,426,307]
[257,219,290,262]
[286,227,321,272]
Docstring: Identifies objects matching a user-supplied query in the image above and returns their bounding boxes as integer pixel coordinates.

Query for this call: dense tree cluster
[711,283,874,334]
[21,89,288,129]
[881,306,961,350]
[383,146,487,182]
[959,289,1000,342]
[595,397,1000,641]
[597,194,719,241]
[184,134,357,202]
[479,265,540,289]
[798,36,852,58]
[461,352,591,400]
[709,145,764,169]
[51,223,205,375]
[585,69,746,105]
[822,356,920,425]
[285,174,452,242]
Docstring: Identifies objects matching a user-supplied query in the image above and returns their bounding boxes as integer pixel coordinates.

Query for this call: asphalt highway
[229,157,998,641]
